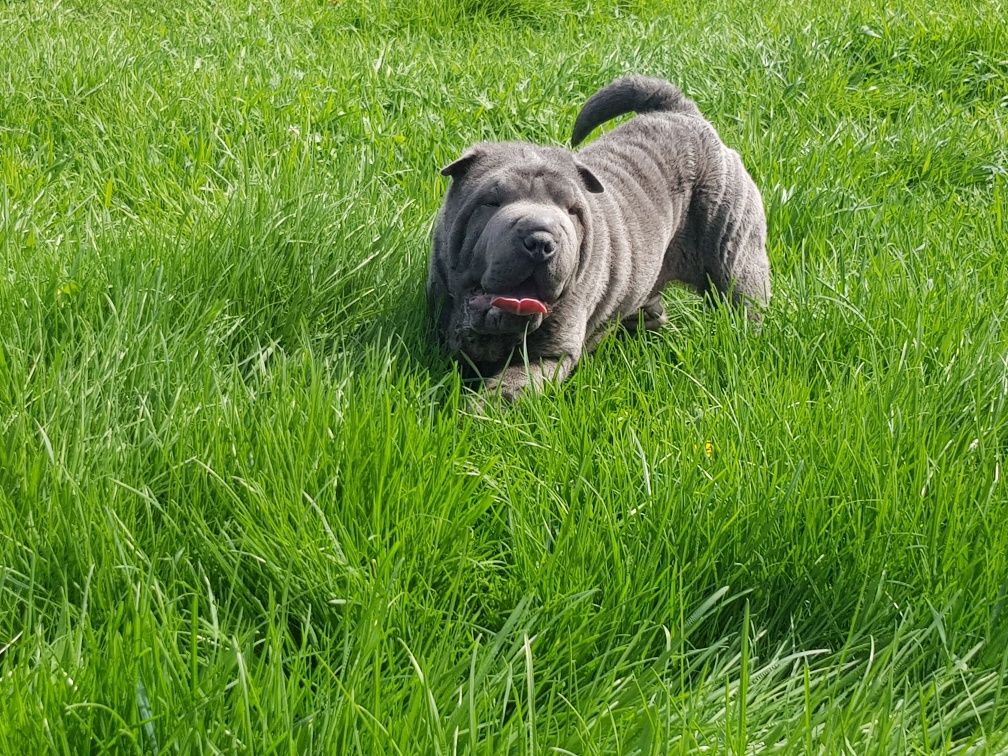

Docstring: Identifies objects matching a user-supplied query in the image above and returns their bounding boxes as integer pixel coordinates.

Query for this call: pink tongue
[491,296,549,316]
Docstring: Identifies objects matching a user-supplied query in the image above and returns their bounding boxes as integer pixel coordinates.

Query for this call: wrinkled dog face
[442,148,603,349]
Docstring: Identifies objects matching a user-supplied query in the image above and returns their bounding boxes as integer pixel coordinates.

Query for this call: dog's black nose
[522,231,557,262]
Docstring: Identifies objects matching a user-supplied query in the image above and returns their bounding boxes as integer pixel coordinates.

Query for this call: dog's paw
[462,382,513,415]
[463,387,492,416]
[485,367,535,401]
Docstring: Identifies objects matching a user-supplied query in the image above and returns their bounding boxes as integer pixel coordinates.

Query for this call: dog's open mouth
[490,296,549,316]
[476,277,551,317]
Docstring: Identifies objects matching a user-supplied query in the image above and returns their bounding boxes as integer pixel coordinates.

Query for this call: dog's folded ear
[575,160,605,193]
[440,147,484,179]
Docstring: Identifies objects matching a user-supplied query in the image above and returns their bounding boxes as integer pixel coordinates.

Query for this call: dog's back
[572,76,770,318]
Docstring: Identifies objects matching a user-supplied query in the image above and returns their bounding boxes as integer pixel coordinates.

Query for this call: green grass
[1,0,1007,751]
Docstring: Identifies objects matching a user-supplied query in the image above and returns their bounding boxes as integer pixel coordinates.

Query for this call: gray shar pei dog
[428,75,770,400]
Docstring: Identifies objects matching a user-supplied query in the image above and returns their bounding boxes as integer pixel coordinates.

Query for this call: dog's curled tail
[571,75,702,147]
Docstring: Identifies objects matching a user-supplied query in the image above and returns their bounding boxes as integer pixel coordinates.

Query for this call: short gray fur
[428,75,771,400]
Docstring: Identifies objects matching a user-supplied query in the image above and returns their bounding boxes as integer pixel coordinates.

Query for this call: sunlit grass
[1,0,1006,751]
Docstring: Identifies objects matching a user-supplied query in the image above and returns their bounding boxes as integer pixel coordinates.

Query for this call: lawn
[1,0,1006,752]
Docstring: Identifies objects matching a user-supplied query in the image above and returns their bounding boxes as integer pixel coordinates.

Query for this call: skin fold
[428,75,771,401]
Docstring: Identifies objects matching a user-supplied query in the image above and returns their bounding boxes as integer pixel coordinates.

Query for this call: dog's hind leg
[701,153,771,323]
[621,295,668,334]
[706,232,770,324]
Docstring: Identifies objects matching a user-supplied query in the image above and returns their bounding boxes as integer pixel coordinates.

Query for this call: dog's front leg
[485,312,590,402]
[467,313,588,408]
[482,354,578,402]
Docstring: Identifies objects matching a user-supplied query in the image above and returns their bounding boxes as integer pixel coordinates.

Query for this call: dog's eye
[481,200,499,208]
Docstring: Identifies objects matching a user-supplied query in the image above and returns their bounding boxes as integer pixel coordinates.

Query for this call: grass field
[1,0,1007,751]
